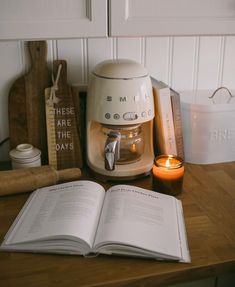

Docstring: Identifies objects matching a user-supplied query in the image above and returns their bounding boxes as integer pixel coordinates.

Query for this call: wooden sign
[45,60,83,170]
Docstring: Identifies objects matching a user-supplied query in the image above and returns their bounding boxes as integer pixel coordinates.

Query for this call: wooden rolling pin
[0,165,82,196]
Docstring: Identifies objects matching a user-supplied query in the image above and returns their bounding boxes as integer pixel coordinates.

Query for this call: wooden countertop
[0,162,235,287]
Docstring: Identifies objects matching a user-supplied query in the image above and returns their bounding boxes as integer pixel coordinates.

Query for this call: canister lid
[92,59,149,79]
[9,144,41,162]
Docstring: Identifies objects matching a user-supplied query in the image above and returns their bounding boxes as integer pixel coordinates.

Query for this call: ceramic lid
[9,143,41,160]
[92,59,149,79]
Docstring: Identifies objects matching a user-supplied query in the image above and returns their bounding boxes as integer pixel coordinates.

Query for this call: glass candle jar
[152,155,184,196]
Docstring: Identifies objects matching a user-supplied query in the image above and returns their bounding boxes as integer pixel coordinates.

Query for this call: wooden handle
[0,165,82,197]
[28,41,47,69]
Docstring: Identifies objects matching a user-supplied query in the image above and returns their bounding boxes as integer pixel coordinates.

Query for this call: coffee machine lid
[92,59,149,79]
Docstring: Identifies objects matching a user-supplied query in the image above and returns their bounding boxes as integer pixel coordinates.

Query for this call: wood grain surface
[8,41,51,164]
[0,162,235,287]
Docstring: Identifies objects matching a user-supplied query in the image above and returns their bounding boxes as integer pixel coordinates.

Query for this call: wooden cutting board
[45,60,83,170]
[8,41,51,164]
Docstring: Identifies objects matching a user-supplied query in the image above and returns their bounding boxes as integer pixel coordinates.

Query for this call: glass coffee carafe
[102,124,144,171]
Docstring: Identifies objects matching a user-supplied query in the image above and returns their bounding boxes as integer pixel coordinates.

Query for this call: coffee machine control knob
[123,112,138,121]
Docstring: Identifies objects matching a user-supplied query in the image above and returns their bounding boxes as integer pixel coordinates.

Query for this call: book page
[4,180,105,249]
[94,185,182,258]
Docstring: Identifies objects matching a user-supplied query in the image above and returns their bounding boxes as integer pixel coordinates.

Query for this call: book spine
[171,93,185,159]
[153,86,177,156]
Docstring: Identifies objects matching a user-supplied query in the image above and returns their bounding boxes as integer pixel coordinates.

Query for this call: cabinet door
[0,0,107,40]
[110,0,235,36]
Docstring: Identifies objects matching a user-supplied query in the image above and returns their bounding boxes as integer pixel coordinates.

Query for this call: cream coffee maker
[86,59,155,180]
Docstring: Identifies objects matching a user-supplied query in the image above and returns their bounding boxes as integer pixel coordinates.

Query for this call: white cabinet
[1,0,235,40]
[0,0,107,40]
[109,0,235,36]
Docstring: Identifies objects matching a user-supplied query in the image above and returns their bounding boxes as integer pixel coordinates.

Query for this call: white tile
[87,38,113,78]
[145,37,170,83]
[57,39,84,85]
[223,36,235,89]
[197,36,222,90]
[171,37,197,91]
[116,37,142,63]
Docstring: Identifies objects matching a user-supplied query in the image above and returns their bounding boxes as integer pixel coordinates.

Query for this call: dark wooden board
[8,41,51,164]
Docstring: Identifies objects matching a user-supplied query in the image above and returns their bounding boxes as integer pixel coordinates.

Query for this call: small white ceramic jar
[9,143,41,169]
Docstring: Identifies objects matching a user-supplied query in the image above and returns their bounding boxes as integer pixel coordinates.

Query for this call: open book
[1,181,190,262]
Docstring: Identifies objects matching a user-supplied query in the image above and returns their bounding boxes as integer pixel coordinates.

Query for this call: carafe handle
[104,131,121,171]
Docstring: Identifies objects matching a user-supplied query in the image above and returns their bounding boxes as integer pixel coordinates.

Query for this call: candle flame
[166,158,171,168]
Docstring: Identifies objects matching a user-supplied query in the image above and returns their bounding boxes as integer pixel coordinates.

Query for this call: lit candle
[152,155,184,196]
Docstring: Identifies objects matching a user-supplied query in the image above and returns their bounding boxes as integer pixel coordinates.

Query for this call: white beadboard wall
[1,36,235,160]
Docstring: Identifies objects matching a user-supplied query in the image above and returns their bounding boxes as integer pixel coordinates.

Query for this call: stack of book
[151,77,184,159]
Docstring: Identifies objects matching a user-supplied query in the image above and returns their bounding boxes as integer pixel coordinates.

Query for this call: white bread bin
[180,89,235,164]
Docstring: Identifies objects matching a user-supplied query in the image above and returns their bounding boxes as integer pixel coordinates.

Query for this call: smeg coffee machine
[86,59,155,180]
